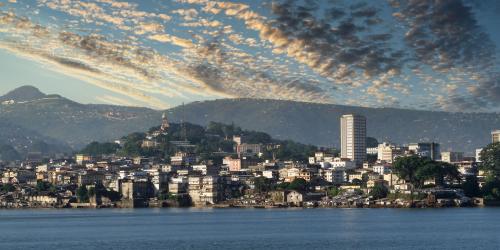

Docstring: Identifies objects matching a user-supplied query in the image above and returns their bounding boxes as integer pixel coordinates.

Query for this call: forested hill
[1,86,499,154]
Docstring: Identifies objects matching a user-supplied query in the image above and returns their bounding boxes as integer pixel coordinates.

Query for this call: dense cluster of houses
[0,141,488,209]
[0,115,496,209]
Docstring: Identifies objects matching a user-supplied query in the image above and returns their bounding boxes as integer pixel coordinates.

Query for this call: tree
[77,186,89,203]
[287,178,307,192]
[1,183,16,192]
[394,155,432,203]
[393,155,426,187]
[36,181,52,192]
[276,182,290,190]
[327,186,342,197]
[415,161,459,187]
[481,176,500,200]
[479,142,500,177]
[462,175,481,198]
[370,183,389,200]
[253,177,273,193]
[81,142,121,156]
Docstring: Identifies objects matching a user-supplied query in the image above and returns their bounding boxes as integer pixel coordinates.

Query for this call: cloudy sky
[0,0,499,111]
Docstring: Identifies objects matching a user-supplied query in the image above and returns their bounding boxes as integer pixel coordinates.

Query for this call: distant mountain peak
[0,85,47,103]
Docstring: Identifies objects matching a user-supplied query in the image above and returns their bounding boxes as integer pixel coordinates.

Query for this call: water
[0,208,499,250]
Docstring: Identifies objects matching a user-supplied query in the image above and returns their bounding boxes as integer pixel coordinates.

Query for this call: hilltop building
[161,113,170,132]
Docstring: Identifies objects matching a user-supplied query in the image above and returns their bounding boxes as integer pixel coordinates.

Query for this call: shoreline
[2,203,497,210]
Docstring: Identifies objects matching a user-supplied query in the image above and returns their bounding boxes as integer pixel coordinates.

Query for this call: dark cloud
[393,0,496,70]
[58,32,157,80]
[188,63,225,92]
[285,79,325,94]
[48,56,100,73]
[270,0,403,81]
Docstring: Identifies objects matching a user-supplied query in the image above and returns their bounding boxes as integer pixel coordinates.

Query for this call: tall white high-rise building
[492,130,500,143]
[340,114,366,166]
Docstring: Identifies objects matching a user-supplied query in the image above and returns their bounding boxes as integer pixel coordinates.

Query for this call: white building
[262,170,278,179]
[441,151,464,163]
[328,157,356,170]
[340,114,366,166]
[475,148,483,162]
[377,142,404,163]
[492,130,500,143]
[323,168,347,184]
[373,163,391,175]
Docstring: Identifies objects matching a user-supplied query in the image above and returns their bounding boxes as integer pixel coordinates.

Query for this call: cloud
[95,95,140,107]
[1,0,499,112]
[148,34,194,48]
[394,0,496,71]
[392,0,499,109]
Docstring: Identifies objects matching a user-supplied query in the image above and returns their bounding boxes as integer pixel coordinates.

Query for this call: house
[269,190,289,205]
[28,193,59,207]
[323,168,347,184]
[367,179,388,188]
[78,171,105,186]
[287,190,304,206]
[188,176,220,206]
[373,163,391,175]
[286,191,325,207]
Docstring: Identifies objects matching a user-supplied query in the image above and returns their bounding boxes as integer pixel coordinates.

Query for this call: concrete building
[236,143,263,157]
[188,176,220,206]
[78,171,105,186]
[475,148,483,162]
[222,156,260,172]
[328,157,356,170]
[323,168,347,184]
[75,154,93,165]
[377,142,404,163]
[492,130,500,143]
[121,179,152,207]
[170,152,196,166]
[441,151,464,163]
[340,114,367,166]
[373,163,391,175]
[408,142,441,160]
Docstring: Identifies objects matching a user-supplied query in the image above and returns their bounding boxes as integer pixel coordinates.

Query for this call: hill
[0,86,160,149]
[1,86,499,153]
[166,99,500,153]
[0,85,47,103]
[82,121,318,162]
[0,120,70,160]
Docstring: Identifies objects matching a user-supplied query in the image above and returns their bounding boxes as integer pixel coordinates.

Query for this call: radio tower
[181,102,187,141]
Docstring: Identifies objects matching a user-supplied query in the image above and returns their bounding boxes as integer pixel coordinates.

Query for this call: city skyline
[0,0,499,111]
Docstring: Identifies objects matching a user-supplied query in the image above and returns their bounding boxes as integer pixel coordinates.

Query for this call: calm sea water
[0,208,499,250]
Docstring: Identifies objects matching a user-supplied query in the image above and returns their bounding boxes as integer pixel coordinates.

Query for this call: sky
[0,0,499,111]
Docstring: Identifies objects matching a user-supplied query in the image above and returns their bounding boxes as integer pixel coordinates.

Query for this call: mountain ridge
[0,85,47,103]
[1,86,498,153]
